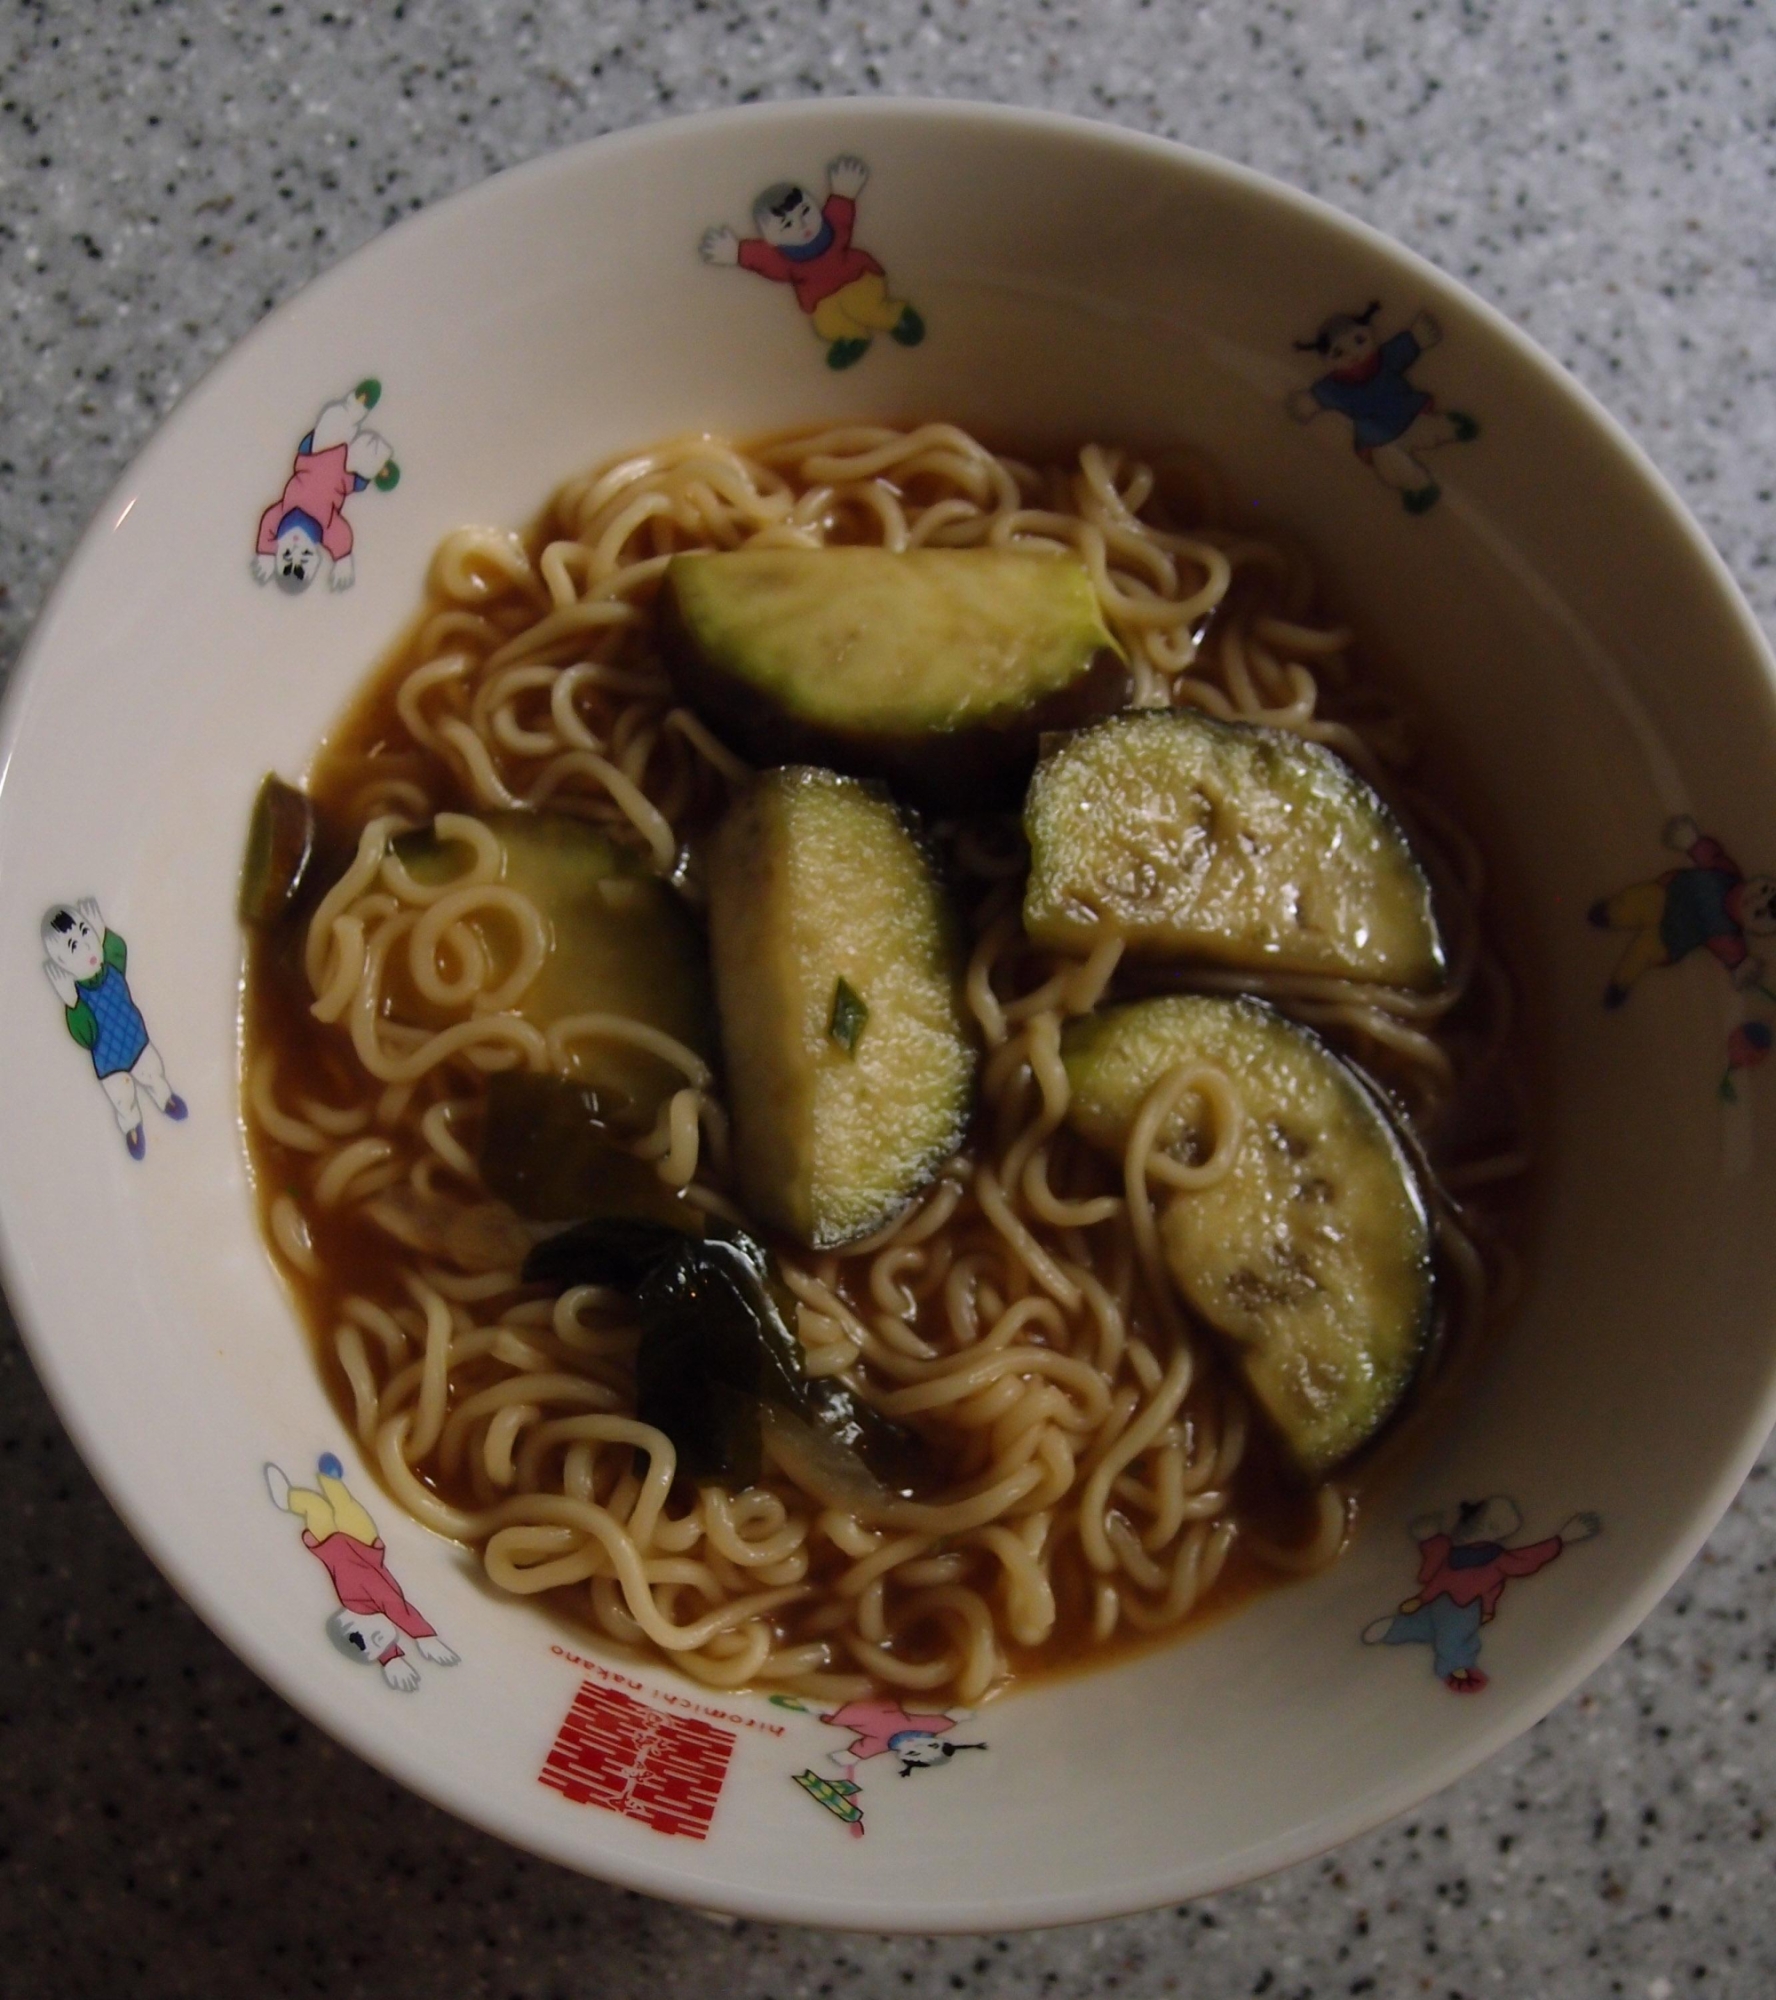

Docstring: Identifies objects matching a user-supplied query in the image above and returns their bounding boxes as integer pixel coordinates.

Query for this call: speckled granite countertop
[2,4,1773,1994]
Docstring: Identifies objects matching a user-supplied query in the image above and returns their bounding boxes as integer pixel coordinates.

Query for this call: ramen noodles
[240,423,1527,1704]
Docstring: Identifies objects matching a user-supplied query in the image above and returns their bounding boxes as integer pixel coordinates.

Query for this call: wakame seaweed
[521,1214,702,1290]
[524,1219,934,1495]
[483,1072,703,1226]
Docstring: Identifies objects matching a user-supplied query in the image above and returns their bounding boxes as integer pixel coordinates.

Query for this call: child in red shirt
[1363,1496,1599,1692]
[701,155,925,370]
[267,1454,457,1691]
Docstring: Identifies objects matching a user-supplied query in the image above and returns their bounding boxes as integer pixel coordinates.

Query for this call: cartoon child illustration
[1591,816,1776,1010]
[266,1452,458,1691]
[699,155,925,371]
[1362,1496,1600,1693]
[1287,301,1479,514]
[821,1696,985,1776]
[252,379,399,593]
[789,1694,985,1833]
[41,900,186,1161]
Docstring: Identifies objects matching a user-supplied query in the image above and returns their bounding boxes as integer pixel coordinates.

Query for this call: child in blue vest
[1288,301,1479,513]
[41,900,185,1159]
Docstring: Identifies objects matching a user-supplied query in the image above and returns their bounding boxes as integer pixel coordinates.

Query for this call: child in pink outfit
[266,1453,456,1692]
[794,1695,985,1828]
[820,1698,985,1774]
[821,1698,957,1763]
[253,380,399,593]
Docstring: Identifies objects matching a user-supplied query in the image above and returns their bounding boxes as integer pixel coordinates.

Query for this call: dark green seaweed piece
[481,1072,702,1226]
[632,1234,804,1486]
[793,1368,939,1502]
[828,976,869,1056]
[522,1213,934,1495]
[632,1233,936,1493]
[240,774,317,926]
[521,1215,702,1291]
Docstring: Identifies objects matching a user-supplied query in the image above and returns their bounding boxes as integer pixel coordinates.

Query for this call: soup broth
[242,423,1528,1706]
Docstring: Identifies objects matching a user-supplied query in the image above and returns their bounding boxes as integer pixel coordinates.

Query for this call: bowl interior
[2,101,1773,1929]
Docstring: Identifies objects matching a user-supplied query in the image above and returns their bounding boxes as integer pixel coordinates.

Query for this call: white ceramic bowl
[4,99,1775,1931]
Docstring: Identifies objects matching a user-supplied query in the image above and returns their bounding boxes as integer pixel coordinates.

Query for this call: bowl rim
[3,93,1775,1932]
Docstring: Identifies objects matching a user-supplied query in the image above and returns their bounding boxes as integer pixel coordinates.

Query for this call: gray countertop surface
[2,3,1773,1994]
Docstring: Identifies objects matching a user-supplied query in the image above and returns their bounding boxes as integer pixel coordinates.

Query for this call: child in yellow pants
[700,154,926,371]
[810,272,915,347]
[1590,816,1776,1008]
[272,1457,380,1545]
[266,1453,457,1690]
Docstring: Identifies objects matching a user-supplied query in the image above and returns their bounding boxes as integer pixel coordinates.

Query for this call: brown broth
[240,446,1534,1695]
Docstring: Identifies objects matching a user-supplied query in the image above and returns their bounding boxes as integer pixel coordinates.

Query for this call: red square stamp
[539,1679,735,1841]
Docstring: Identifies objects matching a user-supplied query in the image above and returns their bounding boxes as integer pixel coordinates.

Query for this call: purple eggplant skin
[658,580,1132,814]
